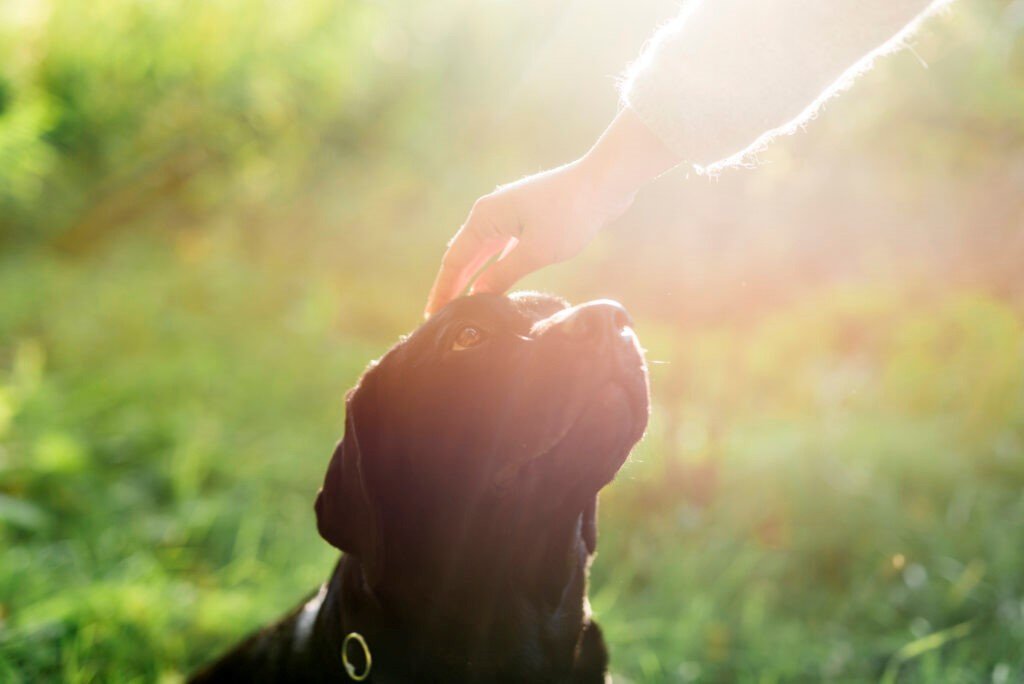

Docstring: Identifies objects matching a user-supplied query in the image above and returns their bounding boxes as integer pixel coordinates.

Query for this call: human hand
[424,108,680,317]
[424,162,631,317]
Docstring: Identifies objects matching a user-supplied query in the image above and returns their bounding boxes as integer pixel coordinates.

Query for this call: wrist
[577,107,681,208]
[574,148,638,215]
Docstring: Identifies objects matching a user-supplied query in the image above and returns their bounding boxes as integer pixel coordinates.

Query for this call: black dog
[190,292,649,682]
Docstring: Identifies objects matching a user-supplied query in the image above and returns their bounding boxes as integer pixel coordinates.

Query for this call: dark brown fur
[190,293,649,682]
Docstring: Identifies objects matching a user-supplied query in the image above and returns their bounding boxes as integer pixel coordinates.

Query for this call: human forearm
[622,0,951,170]
[425,0,954,314]
[575,107,681,212]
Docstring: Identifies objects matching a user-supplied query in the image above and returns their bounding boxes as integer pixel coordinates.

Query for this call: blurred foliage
[0,0,1022,681]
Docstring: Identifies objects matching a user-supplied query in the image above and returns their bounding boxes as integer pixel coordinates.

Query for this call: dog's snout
[559,300,633,342]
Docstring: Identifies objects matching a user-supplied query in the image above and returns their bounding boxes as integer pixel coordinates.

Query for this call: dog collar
[342,632,372,681]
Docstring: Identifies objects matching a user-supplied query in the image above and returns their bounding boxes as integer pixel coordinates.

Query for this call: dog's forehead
[507,291,570,321]
[432,292,569,330]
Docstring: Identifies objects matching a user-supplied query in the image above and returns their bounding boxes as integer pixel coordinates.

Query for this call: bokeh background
[1,0,1023,681]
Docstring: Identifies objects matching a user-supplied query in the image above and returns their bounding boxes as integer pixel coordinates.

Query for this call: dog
[189,292,649,682]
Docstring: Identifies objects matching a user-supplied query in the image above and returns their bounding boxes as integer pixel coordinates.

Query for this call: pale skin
[424,107,680,317]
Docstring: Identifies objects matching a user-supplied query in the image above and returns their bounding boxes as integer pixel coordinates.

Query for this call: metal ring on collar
[342,631,372,681]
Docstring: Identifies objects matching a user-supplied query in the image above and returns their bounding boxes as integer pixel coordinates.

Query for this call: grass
[1,235,1022,682]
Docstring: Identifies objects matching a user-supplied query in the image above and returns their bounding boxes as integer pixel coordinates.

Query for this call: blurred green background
[1,0,1023,681]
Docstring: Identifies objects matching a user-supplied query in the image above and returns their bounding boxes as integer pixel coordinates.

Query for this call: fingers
[469,243,542,297]
[424,210,509,317]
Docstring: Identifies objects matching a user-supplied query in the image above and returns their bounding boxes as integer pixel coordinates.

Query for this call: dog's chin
[495,374,648,492]
[533,377,648,488]
[576,380,648,466]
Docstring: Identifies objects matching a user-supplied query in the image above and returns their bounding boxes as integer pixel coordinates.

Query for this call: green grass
[1,238,1022,682]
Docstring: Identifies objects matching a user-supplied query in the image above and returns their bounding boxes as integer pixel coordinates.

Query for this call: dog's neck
[322,524,595,680]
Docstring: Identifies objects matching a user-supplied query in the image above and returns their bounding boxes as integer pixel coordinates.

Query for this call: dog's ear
[581,495,598,554]
[315,381,383,580]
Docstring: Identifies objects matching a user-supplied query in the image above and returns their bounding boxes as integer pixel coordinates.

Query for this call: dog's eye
[452,325,486,351]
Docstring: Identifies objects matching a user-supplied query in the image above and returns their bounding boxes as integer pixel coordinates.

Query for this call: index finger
[424,221,509,317]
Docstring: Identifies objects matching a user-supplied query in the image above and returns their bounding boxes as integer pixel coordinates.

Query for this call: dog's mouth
[570,374,649,462]
[493,369,649,492]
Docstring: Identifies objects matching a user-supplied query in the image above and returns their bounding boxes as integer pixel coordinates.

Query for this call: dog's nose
[559,300,633,342]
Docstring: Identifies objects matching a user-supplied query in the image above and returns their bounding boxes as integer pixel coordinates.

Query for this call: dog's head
[315,292,649,601]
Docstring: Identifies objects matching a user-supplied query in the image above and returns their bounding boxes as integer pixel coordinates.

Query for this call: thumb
[470,243,543,296]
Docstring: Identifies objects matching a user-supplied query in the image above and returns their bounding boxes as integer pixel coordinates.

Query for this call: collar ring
[342,631,372,681]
